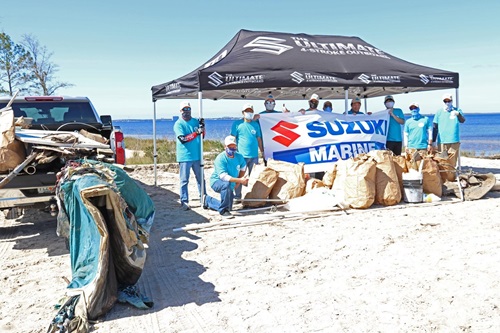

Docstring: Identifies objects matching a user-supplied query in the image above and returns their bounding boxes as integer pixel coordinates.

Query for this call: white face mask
[385,101,394,109]
[265,101,275,111]
[243,112,254,120]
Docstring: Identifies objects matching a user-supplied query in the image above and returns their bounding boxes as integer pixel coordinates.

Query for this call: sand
[1,157,500,332]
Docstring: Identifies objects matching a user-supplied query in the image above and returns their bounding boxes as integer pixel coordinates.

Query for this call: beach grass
[124,137,223,164]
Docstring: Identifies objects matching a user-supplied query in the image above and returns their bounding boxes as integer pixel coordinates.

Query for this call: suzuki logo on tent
[419,74,430,85]
[358,74,371,84]
[243,37,293,55]
[290,71,305,84]
[271,121,300,147]
[208,72,224,87]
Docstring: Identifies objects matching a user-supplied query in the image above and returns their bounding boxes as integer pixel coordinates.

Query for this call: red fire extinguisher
[113,128,126,165]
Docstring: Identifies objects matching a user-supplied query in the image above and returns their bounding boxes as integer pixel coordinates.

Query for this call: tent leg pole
[153,101,157,187]
[344,88,349,113]
[364,96,367,114]
[456,88,461,171]
[199,91,205,201]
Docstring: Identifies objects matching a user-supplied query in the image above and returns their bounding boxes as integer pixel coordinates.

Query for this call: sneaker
[202,195,208,209]
[181,202,190,211]
[220,210,234,219]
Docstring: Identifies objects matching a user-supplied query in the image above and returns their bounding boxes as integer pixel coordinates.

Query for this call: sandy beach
[1,156,500,333]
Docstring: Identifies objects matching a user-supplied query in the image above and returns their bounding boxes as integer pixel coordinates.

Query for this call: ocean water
[114,113,500,156]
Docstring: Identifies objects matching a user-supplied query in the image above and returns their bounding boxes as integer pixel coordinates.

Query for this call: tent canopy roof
[152,29,458,101]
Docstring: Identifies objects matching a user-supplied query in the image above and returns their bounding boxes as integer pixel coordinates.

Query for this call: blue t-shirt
[432,107,463,144]
[345,110,364,115]
[404,116,432,149]
[210,151,246,190]
[386,108,405,142]
[173,118,201,162]
[230,119,262,158]
[259,110,281,114]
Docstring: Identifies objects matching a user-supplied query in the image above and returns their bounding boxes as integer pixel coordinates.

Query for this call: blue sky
[1,1,499,119]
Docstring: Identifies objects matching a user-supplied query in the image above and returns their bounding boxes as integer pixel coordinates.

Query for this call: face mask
[181,111,191,120]
[445,101,453,111]
[385,101,394,109]
[309,101,318,109]
[324,106,332,112]
[411,108,420,119]
[243,112,254,120]
[225,147,237,157]
[265,101,275,111]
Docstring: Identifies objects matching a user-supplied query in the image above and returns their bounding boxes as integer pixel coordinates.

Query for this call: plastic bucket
[402,179,423,203]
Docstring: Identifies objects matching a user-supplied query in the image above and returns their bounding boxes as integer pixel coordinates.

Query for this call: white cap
[265,94,275,102]
[224,135,237,146]
[309,93,319,101]
[442,93,453,101]
[179,101,190,110]
[242,103,254,111]
[409,102,419,109]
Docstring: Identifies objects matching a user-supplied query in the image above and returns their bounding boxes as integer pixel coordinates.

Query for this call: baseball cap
[242,103,254,111]
[179,101,190,110]
[265,94,275,102]
[442,93,453,101]
[384,95,394,102]
[309,93,319,101]
[224,135,237,147]
[409,102,419,109]
[351,97,361,105]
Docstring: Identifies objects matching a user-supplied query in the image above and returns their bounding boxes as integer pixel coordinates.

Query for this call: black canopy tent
[151,29,459,186]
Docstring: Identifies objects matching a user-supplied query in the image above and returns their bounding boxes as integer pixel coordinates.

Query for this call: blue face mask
[225,147,237,157]
[324,106,332,112]
[445,101,453,111]
[411,108,420,119]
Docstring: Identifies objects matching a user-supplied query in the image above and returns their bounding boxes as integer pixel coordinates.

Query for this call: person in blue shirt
[344,97,364,115]
[260,94,282,114]
[173,101,205,210]
[322,101,333,112]
[204,136,248,219]
[299,93,322,114]
[230,103,263,200]
[404,102,433,153]
[383,95,405,155]
[432,93,466,168]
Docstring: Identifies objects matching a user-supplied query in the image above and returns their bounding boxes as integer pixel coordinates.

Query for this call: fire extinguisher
[113,128,126,165]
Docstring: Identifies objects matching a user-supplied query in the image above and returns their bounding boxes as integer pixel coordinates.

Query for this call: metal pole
[456,88,461,171]
[153,101,157,187]
[344,88,349,113]
[198,91,205,199]
[364,96,368,114]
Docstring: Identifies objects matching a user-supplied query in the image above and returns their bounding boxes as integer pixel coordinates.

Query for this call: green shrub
[124,137,223,164]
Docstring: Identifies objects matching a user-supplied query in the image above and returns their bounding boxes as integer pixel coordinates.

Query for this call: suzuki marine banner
[259,111,390,173]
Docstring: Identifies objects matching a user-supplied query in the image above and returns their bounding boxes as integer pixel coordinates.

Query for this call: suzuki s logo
[271,121,300,147]
[208,72,224,87]
[290,71,304,84]
[419,74,430,85]
[358,74,371,84]
[243,37,293,55]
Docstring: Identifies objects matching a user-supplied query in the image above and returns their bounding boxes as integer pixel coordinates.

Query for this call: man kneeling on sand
[203,136,249,219]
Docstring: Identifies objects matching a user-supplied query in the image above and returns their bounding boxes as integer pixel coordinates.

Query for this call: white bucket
[402,178,423,203]
[402,166,423,203]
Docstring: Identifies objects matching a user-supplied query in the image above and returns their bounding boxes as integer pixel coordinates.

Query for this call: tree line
[0,32,73,96]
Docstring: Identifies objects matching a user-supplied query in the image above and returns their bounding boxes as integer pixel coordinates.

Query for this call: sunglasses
[182,107,191,111]
[443,100,452,103]
[409,107,418,110]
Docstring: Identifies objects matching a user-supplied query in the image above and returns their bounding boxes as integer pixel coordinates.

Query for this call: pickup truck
[0,96,125,218]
